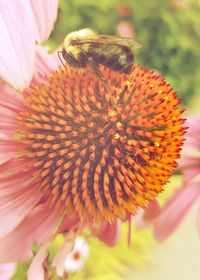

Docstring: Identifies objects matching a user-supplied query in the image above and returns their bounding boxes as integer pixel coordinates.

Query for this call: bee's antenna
[57,50,66,67]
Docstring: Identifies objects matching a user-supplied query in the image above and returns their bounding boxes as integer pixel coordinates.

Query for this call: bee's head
[63,28,96,50]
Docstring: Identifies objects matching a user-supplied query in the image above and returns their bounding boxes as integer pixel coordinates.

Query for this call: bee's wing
[71,35,142,49]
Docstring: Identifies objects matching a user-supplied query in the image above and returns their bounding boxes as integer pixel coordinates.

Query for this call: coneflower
[1,64,185,225]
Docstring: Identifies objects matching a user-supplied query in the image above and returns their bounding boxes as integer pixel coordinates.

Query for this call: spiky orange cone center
[17,65,185,222]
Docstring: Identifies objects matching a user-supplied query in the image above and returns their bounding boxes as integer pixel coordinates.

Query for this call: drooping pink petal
[0,158,27,175]
[93,220,121,246]
[0,189,38,238]
[180,155,200,169]
[0,179,40,239]
[29,0,59,43]
[184,116,200,151]
[58,216,80,234]
[154,182,200,241]
[0,263,16,280]
[28,241,50,280]
[179,156,200,184]
[0,1,36,91]
[185,136,200,151]
[0,203,60,262]
[0,172,34,198]
[143,200,161,221]
[183,165,200,184]
[135,200,161,229]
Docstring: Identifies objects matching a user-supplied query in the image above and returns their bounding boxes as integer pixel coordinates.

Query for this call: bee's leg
[88,57,111,95]
[88,57,105,80]
[57,51,66,67]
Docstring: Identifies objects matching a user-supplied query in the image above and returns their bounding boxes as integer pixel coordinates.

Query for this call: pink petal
[0,104,19,120]
[186,116,200,135]
[179,156,200,183]
[0,1,35,90]
[0,82,26,136]
[0,125,19,137]
[33,46,60,84]
[59,215,80,233]
[0,139,23,153]
[28,241,49,280]
[154,182,200,241]
[135,200,161,230]
[143,200,161,221]
[0,181,40,238]
[0,82,25,110]
[180,156,200,169]
[93,220,121,246]
[0,151,17,165]
[0,172,34,198]
[184,116,200,150]
[0,263,16,280]
[30,0,59,43]
[183,165,200,184]
[0,158,26,174]
[0,204,60,262]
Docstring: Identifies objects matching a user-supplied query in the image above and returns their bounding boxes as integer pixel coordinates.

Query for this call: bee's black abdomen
[89,44,134,74]
[62,39,135,75]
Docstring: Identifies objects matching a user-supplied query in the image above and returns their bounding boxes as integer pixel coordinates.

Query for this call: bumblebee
[59,28,141,76]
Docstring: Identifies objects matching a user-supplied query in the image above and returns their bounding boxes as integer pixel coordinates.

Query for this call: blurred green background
[49,0,200,105]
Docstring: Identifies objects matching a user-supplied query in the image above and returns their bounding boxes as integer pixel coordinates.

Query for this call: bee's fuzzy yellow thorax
[63,28,96,59]
[64,28,96,49]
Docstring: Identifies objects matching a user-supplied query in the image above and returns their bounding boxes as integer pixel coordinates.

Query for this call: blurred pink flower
[0,263,16,280]
[0,0,59,91]
[135,200,161,229]
[171,0,189,9]
[92,219,121,247]
[117,21,135,38]
[153,117,200,241]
